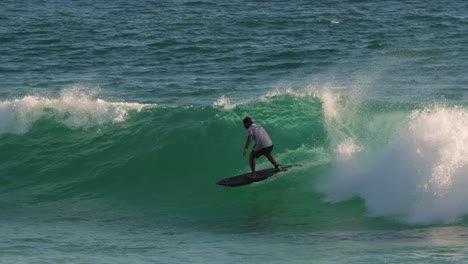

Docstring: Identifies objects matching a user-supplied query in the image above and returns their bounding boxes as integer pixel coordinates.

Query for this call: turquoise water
[1,1,468,263]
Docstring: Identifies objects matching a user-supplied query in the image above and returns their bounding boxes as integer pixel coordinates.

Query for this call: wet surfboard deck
[216,165,293,187]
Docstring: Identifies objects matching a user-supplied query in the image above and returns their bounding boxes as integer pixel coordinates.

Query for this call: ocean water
[1,0,468,263]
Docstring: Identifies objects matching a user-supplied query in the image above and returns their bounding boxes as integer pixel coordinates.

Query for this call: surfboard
[216,165,293,187]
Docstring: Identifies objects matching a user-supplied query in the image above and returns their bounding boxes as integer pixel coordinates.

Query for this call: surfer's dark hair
[243,116,253,125]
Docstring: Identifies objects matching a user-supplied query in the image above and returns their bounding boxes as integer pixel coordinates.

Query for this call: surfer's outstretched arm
[243,134,253,156]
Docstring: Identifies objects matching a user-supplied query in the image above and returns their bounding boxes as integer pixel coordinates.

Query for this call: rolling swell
[1,88,468,227]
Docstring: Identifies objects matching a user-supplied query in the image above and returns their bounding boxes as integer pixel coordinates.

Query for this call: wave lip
[0,88,150,134]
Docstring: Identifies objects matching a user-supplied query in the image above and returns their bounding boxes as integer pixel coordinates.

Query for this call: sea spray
[213,95,236,110]
[320,103,468,225]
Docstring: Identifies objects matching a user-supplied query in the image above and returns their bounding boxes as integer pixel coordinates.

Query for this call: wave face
[1,88,467,226]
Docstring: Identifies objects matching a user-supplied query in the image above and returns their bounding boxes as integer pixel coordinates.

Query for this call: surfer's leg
[263,146,283,171]
[265,153,283,171]
[248,151,257,179]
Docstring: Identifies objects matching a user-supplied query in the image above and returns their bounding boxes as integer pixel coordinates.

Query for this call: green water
[2,0,468,262]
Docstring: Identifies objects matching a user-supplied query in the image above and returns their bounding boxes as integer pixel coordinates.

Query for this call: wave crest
[0,88,150,134]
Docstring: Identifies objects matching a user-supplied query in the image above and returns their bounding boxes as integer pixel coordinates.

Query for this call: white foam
[0,88,150,134]
[213,95,236,110]
[319,88,340,120]
[261,86,321,101]
[320,104,468,225]
[335,139,362,160]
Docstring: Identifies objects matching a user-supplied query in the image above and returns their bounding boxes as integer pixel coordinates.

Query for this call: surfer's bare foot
[276,165,284,172]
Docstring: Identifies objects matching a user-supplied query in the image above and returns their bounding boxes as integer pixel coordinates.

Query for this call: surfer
[242,116,283,179]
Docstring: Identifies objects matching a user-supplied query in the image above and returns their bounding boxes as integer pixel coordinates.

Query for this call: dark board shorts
[254,145,273,159]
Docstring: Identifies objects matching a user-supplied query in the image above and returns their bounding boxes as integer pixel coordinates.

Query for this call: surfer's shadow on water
[234,176,301,233]
[235,193,285,233]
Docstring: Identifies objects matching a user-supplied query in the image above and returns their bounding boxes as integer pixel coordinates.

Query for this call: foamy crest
[213,95,236,110]
[261,86,320,101]
[0,89,149,134]
[211,87,321,112]
[321,105,468,225]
